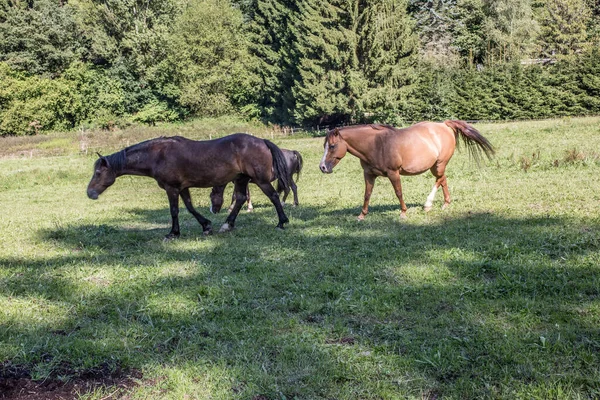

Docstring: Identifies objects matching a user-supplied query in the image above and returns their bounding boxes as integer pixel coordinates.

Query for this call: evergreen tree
[538,0,591,56]
[245,0,300,123]
[359,0,418,123]
[483,0,540,61]
[452,0,487,64]
[291,0,356,125]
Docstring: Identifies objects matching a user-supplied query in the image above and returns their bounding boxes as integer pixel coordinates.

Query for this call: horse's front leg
[180,188,212,235]
[220,177,250,233]
[358,170,377,221]
[387,170,408,219]
[164,186,181,239]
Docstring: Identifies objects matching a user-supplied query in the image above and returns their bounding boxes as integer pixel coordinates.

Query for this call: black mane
[103,150,127,173]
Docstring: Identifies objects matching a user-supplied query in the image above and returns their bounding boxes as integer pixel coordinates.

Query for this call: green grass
[1,117,599,399]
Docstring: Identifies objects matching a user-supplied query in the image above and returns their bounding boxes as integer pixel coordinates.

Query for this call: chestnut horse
[319,120,494,219]
[209,149,303,213]
[87,134,290,239]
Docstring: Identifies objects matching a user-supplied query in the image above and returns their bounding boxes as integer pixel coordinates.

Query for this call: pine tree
[291,0,355,125]
[483,0,540,61]
[452,0,487,64]
[538,0,591,57]
[358,0,418,123]
[245,0,300,123]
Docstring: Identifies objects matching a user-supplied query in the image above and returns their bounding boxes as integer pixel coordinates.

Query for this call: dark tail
[292,150,303,181]
[264,139,291,192]
[444,120,495,165]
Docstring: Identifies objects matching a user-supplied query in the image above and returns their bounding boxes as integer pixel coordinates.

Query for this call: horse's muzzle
[319,163,332,174]
[87,189,99,200]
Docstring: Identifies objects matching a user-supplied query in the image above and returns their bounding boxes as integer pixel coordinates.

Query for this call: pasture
[0,117,599,399]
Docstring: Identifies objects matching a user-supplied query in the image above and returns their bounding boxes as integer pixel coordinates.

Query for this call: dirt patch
[0,362,142,400]
[325,337,355,345]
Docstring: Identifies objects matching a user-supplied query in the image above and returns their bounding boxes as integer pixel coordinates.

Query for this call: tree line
[0,0,599,135]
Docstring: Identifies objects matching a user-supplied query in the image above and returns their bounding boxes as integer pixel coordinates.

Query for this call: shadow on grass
[1,209,600,398]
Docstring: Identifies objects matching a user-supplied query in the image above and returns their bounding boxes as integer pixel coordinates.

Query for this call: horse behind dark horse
[87,134,291,239]
[209,149,303,213]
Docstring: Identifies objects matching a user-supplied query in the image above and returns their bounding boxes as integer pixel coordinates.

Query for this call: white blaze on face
[320,142,330,167]
[425,184,438,208]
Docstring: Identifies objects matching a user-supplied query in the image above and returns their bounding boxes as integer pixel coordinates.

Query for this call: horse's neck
[118,147,153,177]
[342,128,380,162]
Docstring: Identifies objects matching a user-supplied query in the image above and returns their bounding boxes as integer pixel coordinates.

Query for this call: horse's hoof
[424,206,432,212]
[203,227,213,236]
[276,225,285,231]
[357,214,366,221]
[219,223,233,233]
[247,208,253,213]
[164,233,179,241]
[400,212,408,220]
[442,203,450,210]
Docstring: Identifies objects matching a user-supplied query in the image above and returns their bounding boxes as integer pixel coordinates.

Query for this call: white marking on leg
[425,185,438,208]
[210,203,214,214]
[219,223,231,233]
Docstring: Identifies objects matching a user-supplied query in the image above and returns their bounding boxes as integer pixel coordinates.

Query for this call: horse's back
[152,134,273,188]
[385,122,456,174]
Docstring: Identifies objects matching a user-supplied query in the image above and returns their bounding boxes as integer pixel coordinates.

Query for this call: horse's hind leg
[277,179,295,206]
[180,188,212,235]
[228,190,235,213]
[229,184,252,212]
[291,180,299,206]
[256,181,289,229]
[246,186,253,212]
[221,177,250,233]
[439,175,451,209]
[425,164,450,211]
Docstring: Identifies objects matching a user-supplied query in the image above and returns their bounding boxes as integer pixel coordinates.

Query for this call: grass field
[1,117,599,399]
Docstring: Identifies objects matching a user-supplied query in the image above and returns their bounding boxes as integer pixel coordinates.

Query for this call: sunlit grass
[0,116,599,399]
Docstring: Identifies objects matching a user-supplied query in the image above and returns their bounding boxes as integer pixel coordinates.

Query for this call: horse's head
[319,128,347,173]
[87,153,117,200]
[209,185,226,214]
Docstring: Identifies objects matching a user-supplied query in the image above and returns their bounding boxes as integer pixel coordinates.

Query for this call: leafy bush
[132,100,178,125]
[0,63,82,135]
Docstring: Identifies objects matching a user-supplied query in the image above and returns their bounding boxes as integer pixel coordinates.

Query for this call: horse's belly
[398,157,436,176]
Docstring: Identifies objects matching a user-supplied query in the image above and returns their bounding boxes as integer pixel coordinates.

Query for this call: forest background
[1,0,599,136]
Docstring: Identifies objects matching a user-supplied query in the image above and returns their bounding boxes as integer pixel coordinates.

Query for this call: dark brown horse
[319,120,494,219]
[209,149,303,213]
[87,134,290,239]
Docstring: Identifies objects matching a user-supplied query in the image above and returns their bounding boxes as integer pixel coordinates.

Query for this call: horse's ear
[96,153,110,168]
[332,128,340,137]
